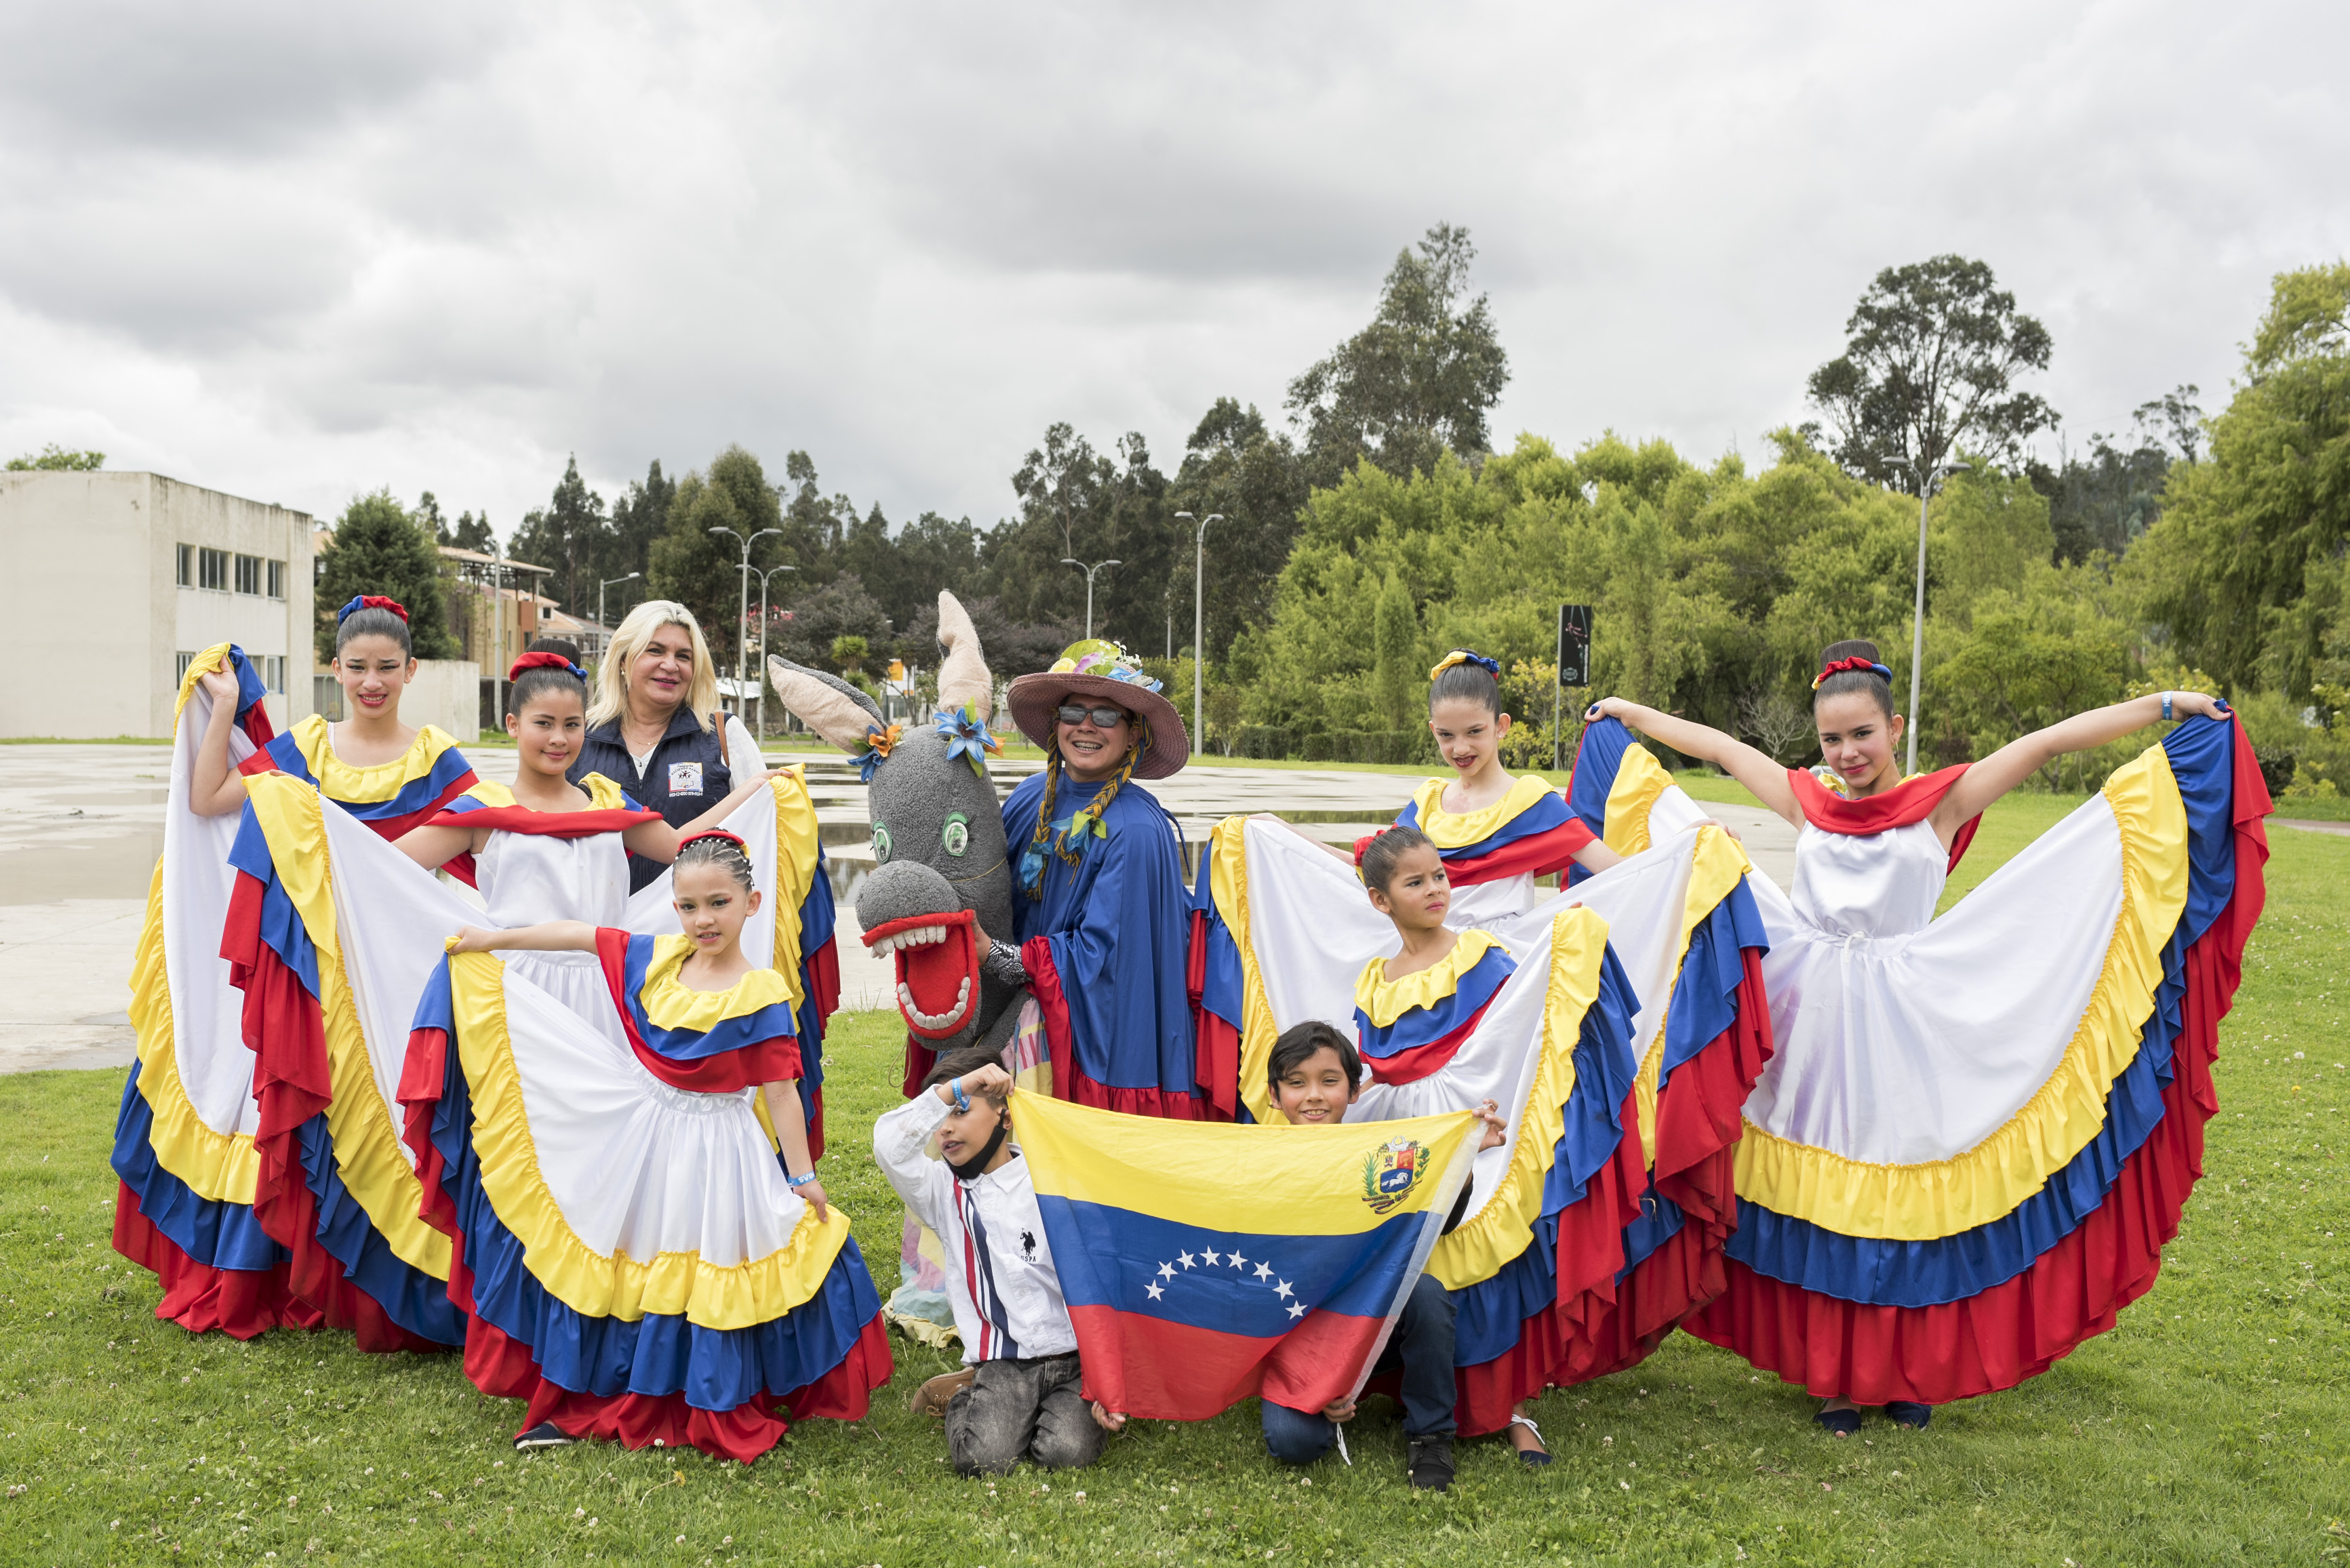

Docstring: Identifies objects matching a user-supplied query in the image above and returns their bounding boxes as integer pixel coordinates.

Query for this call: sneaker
[908,1367,976,1418]
[1406,1434,1455,1492]
[513,1422,578,1451]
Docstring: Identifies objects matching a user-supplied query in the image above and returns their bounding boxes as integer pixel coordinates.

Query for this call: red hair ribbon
[508,651,586,682]
[1352,832,1379,867]
[680,828,748,853]
[337,594,410,625]
[1812,655,1892,689]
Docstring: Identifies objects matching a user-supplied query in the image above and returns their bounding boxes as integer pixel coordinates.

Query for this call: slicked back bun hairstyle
[506,662,586,718]
[1429,661,1502,717]
[1357,824,1435,896]
[1267,1020,1363,1098]
[1814,638,1895,719]
[334,606,413,660]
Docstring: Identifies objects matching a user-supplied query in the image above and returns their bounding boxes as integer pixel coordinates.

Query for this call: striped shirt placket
[957,1181,1020,1361]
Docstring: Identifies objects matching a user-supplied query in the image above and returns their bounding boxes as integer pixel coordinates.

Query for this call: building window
[266,559,285,599]
[177,544,195,587]
[198,547,229,590]
[261,655,285,693]
[176,651,195,683]
[235,554,261,595]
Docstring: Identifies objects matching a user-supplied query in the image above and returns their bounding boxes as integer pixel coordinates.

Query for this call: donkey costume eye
[942,811,970,857]
[872,824,893,864]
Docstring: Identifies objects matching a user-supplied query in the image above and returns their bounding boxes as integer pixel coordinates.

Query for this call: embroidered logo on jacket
[668,761,704,795]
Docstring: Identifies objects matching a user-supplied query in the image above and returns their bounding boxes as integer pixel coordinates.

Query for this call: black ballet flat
[1885,1401,1932,1430]
[1814,1405,1862,1438]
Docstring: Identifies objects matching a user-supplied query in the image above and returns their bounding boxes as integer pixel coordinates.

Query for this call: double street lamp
[1060,557,1120,641]
[709,526,782,725]
[755,563,796,739]
[1173,511,1222,759]
[1892,458,1972,775]
[597,571,640,630]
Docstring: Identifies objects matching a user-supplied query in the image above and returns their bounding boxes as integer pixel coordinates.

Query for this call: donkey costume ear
[934,590,993,723]
[765,656,885,753]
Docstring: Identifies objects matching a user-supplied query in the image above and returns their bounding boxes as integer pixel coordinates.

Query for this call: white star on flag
[1254,1262,1273,1281]
[1274,1280,1293,1299]
[1145,1282,1164,1301]
[1286,1302,1307,1319]
[1228,1251,1248,1270]
[1157,1262,1176,1281]
[1203,1248,1222,1266]
[1178,1251,1196,1270]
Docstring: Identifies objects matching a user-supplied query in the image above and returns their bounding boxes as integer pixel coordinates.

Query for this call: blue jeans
[1262,1273,1456,1464]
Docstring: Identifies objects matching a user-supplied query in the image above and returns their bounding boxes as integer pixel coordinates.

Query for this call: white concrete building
[0,470,316,738]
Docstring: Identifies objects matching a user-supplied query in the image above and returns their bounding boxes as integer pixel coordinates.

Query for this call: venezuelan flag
[1014,1094,1478,1421]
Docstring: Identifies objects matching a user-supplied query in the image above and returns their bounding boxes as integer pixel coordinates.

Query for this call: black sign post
[1553,603,1594,772]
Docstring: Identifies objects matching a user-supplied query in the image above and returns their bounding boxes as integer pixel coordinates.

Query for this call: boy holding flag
[875,1047,1121,1476]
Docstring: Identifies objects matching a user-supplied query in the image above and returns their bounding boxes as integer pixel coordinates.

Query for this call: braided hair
[1019,714,1149,899]
[675,830,756,892]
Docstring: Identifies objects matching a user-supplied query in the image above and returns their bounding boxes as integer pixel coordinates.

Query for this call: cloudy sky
[2,1,2343,542]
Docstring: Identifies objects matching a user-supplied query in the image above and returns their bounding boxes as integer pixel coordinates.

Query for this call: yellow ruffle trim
[130,854,262,1204]
[1406,773,1558,852]
[172,643,238,723]
[1602,744,1673,859]
[243,773,452,1279]
[1732,742,2191,1241]
[1427,907,1607,1291]
[1211,815,1286,1126]
[458,771,634,813]
[764,765,822,1009]
[283,713,467,805]
[1628,823,1755,1167]
[448,950,850,1327]
[636,932,797,1030]
[1354,930,1511,1029]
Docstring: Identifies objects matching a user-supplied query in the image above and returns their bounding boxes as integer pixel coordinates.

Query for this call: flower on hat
[934,704,1001,777]
[1050,639,1163,692]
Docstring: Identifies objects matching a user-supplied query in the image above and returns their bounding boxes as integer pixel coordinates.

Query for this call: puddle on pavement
[0,832,162,902]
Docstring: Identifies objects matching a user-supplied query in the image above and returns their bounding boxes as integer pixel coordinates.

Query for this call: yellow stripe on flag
[1012,1091,1479,1238]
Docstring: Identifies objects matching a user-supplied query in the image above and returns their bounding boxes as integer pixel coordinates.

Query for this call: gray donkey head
[767,591,1019,1053]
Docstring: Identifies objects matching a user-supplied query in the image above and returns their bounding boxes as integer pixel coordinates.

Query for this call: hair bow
[1812,656,1893,689]
[1351,832,1379,867]
[508,651,586,681]
[934,703,1001,778]
[854,721,902,784]
[337,594,410,626]
[680,828,747,853]
[1429,649,1500,680]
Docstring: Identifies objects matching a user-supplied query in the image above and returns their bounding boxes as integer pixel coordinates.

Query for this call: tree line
[300,235,2347,798]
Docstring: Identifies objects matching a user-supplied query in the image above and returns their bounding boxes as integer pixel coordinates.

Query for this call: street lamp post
[709,526,782,727]
[1897,458,1972,776]
[1173,511,1222,755]
[753,563,796,740]
[1059,557,1121,641]
[597,571,641,631]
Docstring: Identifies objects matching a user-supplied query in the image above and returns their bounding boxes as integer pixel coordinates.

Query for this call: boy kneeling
[874,1046,1120,1476]
[1260,1022,1507,1492]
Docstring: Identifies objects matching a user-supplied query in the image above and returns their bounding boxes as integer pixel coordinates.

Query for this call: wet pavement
[0,742,1795,1071]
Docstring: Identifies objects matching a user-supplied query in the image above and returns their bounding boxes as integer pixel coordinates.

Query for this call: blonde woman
[572,600,768,891]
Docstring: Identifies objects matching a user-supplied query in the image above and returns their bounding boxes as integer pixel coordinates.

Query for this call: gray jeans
[945,1352,1106,1476]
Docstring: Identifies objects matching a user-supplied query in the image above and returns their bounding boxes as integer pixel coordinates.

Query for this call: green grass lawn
[4,799,2347,1565]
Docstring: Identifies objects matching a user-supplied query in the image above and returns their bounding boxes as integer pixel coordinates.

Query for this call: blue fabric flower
[934,704,1002,777]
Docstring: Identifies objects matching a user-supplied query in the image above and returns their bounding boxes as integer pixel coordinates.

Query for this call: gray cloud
[0,0,2344,557]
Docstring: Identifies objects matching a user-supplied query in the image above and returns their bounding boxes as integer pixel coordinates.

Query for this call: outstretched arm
[447,920,597,954]
[395,822,482,871]
[1934,691,2229,835]
[623,767,782,863]
[1585,698,1800,828]
[188,668,255,818]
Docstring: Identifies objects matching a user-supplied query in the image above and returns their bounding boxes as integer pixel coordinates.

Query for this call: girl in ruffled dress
[1591,639,2252,1435]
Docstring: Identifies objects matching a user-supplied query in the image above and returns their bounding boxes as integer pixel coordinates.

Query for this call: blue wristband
[787,1169,818,1188]
[2162,691,2174,721]
[951,1077,971,1114]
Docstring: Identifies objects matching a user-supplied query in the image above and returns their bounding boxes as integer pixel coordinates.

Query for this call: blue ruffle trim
[1564,717,1639,887]
[1725,715,2239,1306]
[111,1061,285,1273]
[791,857,835,1125]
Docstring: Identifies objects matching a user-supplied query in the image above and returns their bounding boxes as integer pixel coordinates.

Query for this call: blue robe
[1003,771,1200,1114]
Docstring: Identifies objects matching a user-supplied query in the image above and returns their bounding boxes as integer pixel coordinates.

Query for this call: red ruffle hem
[1686,740,2270,1404]
[224,875,445,1352]
[111,1183,319,1340]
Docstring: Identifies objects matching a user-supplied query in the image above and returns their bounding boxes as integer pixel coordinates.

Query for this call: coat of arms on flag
[1361,1138,1425,1214]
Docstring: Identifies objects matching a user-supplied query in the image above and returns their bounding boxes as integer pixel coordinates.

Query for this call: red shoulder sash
[1785,764,1980,871]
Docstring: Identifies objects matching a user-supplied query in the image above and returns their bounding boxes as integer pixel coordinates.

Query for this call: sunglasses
[1056,704,1130,729]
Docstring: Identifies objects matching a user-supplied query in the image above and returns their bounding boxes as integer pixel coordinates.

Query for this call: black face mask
[947,1110,1011,1183]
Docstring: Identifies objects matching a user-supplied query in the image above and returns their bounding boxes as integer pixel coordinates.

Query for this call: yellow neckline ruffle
[290,712,464,803]
[1355,929,1508,1028]
[637,932,795,1031]
[1410,772,1556,851]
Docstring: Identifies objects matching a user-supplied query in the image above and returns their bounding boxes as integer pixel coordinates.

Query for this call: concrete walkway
[0,742,1794,1072]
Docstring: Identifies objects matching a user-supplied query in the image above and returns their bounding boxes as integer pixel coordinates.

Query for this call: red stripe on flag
[1067,1303,1393,1422]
